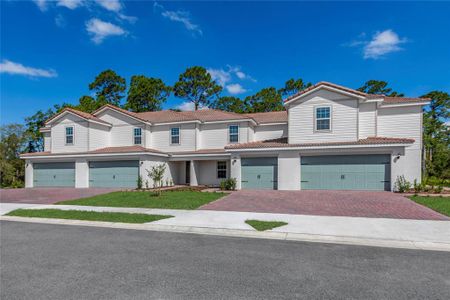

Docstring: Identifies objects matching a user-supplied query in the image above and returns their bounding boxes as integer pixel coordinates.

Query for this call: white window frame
[170,127,180,145]
[65,126,74,145]
[314,106,332,132]
[217,161,227,179]
[133,127,142,145]
[228,124,239,143]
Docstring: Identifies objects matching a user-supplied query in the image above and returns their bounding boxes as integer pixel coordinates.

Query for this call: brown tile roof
[225,137,415,150]
[380,97,431,105]
[21,146,166,157]
[45,108,112,126]
[169,149,229,155]
[92,104,151,123]
[244,111,288,124]
[283,81,430,106]
[135,109,250,123]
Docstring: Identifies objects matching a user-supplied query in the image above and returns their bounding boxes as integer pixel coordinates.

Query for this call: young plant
[394,175,411,193]
[137,175,143,190]
[413,179,422,195]
[146,164,166,196]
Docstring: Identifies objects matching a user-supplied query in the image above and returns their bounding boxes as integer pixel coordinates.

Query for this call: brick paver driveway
[0,188,118,204]
[201,190,449,220]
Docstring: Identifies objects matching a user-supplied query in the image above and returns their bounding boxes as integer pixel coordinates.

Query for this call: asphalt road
[1,221,449,300]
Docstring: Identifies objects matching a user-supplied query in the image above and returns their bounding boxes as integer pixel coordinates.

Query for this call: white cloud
[226,83,247,95]
[364,30,406,59]
[0,60,57,78]
[175,101,208,111]
[95,0,122,12]
[207,68,231,86]
[55,14,67,27]
[85,18,127,44]
[227,65,256,82]
[154,2,202,36]
[33,0,48,11]
[57,0,84,10]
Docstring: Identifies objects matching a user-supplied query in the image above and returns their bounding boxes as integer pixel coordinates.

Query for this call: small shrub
[394,175,411,193]
[413,179,422,194]
[165,179,169,187]
[434,185,444,194]
[169,179,174,186]
[145,180,149,189]
[137,175,143,190]
[220,178,237,191]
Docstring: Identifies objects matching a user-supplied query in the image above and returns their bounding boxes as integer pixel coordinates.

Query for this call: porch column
[75,159,89,188]
[278,151,300,190]
[25,160,33,188]
[189,160,198,186]
[230,154,241,190]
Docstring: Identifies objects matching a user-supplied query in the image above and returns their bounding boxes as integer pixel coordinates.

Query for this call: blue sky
[1,1,450,125]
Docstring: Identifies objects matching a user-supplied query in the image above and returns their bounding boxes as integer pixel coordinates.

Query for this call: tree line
[0,66,448,187]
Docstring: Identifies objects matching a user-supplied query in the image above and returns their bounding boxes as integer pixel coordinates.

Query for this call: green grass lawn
[56,190,226,210]
[7,209,173,223]
[245,220,288,231]
[409,196,450,217]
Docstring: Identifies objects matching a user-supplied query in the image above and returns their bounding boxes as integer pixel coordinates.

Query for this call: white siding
[43,132,51,151]
[254,124,287,141]
[151,123,196,152]
[97,110,144,147]
[89,123,110,150]
[378,106,423,184]
[51,114,89,153]
[288,89,358,143]
[199,123,229,149]
[358,102,376,139]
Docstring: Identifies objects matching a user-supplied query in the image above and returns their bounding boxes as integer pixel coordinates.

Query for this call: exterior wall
[140,156,176,188]
[254,124,287,141]
[25,160,33,188]
[358,102,376,139]
[378,106,422,184]
[230,155,242,190]
[288,89,358,143]
[151,123,196,152]
[199,122,251,149]
[197,160,230,186]
[278,151,300,190]
[51,114,89,153]
[75,159,89,188]
[88,123,110,150]
[43,132,51,151]
[97,110,144,147]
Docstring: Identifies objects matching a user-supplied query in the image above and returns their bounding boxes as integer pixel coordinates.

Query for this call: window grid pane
[316,119,330,130]
[171,128,180,144]
[134,128,142,145]
[315,107,331,131]
[65,127,74,144]
[217,161,227,179]
[229,126,239,143]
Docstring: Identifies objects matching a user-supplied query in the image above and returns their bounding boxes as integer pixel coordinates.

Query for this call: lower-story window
[217,161,227,179]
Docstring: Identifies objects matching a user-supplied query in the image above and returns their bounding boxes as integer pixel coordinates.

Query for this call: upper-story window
[171,127,180,145]
[229,125,239,143]
[315,106,331,131]
[134,128,142,145]
[65,126,74,145]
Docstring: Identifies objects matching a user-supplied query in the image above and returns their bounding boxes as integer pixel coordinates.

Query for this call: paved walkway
[2,203,449,251]
[201,190,449,220]
[0,188,118,204]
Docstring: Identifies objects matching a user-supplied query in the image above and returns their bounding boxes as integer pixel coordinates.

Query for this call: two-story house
[21,81,429,191]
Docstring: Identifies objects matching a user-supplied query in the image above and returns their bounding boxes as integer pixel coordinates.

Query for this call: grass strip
[56,191,225,210]
[7,209,173,224]
[245,220,288,231]
[409,196,450,217]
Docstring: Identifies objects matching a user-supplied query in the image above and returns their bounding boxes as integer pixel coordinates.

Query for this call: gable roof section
[284,81,430,106]
[44,107,112,126]
[92,104,152,123]
[244,111,288,124]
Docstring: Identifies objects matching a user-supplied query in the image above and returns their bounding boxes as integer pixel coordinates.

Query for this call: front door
[185,161,190,184]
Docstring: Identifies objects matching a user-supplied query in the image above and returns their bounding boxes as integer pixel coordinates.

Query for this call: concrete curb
[1,216,449,252]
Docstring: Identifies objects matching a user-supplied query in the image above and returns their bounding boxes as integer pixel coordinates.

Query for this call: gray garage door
[33,162,75,187]
[301,155,391,191]
[89,161,139,188]
[241,158,278,190]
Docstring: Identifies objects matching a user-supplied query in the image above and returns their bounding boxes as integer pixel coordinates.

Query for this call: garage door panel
[34,162,75,187]
[89,161,139,188]
[241,158,277,190]
[301,155,390,191]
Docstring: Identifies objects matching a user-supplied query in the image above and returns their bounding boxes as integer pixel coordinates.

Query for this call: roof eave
[283,85,367,106]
